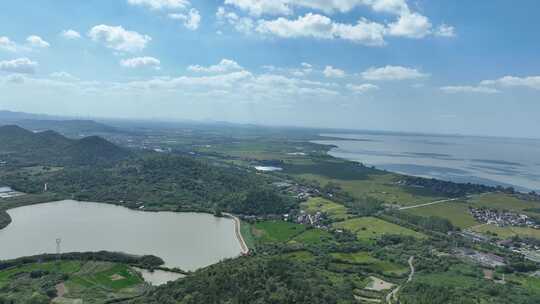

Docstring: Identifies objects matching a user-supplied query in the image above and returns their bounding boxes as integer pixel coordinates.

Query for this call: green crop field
[240,221,256,249]
[301,197,350,220]
[0,261,145,303]
[405,201,479,228]
[79,263,142,290]
[287,164,445,207]
[333,217,426,241]
[251,221,307,243]
[413,263,483,288]
[468,193,539,213]
[471,224,540,239]
[281,251,316,262]
[507,275,540,294]
[0,261,82,284]
[330,251,407,276]
[290,228,335,246]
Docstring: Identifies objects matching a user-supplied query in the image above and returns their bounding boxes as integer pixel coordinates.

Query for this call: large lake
[315,133,540,192]
[0,200,242,271]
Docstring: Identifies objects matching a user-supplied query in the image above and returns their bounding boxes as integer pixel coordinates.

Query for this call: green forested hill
[132,256,354,304]
[0,154,293,214]
[0,126,292,213]
[0,125,129,166]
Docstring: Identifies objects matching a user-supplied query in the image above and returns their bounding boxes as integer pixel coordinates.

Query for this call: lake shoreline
[0,200,243,271]
[314,133,540,192]
[223,213,250,255]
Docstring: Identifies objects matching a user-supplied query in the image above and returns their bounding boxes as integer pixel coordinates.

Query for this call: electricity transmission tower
[56,238,62,270]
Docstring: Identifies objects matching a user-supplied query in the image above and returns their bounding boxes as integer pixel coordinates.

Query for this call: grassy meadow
[333,217,426,241]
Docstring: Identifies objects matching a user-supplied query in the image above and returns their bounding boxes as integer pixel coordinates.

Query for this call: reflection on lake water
[134,267,185,286]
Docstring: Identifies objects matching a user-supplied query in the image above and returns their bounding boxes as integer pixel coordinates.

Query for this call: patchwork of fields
[0,261,145,303]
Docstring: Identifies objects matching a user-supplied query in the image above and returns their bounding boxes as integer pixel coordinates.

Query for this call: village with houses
[468,207,540,229]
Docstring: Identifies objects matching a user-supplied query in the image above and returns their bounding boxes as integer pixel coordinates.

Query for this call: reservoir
[0,200,243,271]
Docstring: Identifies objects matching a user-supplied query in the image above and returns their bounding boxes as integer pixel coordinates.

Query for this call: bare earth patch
[483,269,494,280]
[365,276,394,291]
[110,273,126,281]
[56,283,66,298]
[52,283,83,304]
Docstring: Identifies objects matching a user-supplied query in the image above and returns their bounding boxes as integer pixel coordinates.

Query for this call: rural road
[223,213,249,255]
[386,256,415,304]
[398,192,492,211]
[398,198,460,210]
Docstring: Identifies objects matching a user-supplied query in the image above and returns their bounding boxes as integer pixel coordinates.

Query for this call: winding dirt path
[385,256,415,304]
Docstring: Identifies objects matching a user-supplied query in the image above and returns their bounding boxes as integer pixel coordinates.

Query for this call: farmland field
[471,224,540,239]
[301,197,349,220]
[468,193,539,213]
[290,228,335,246]
[251,221,307,243]
[405,200,479,228]
[0,261,145,303]
[333,217,425,241]
[330,251,407,276]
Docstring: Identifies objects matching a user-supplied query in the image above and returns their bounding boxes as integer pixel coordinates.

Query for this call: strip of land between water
[223,212,250,255]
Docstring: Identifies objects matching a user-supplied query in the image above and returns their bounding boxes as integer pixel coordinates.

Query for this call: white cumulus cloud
[188,59,243,73]
[224,0,410,16]
[168,8,201,30]
[26,35,50,48]
[0,58,38,74]
[88,25,151,53]
[120,56,161,69]
[223,0,454,44]
[61,29,82,40]
[224,0,291,16]
[0,36,18,52]
[217,7,256,34]
[481,76,540,90]
[50,71,79,81]
[362,65,428,81]
[256,13,386,46]
[127,0,190,10]
[440,86,499,94]
[435,24,456,37]
[323,66,346,78]
[387,12,432,39]
[347,83,379,93]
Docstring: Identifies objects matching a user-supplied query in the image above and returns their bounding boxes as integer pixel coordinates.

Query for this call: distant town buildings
[271,181,320,201]
[455,248,506,268]
[469,207,539,229]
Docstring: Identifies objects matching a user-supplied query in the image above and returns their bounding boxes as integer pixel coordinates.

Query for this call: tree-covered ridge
[0,154,293,215]
[0,125,130,166]
[132,256,354,304]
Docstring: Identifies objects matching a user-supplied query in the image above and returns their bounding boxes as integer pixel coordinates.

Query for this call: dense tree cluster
[0,252,164,271]
[387,211,456,233]
[0,154,293,215]
[0,125,130,167]
[0,211,10,230]
[133,256,355,304]
[403,177,500,197]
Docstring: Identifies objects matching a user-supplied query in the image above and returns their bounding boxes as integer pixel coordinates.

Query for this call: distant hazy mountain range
[0,110,118,136]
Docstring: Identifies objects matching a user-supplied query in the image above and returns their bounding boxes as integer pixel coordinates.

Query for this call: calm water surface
[0,200,242,271]
[315,133,540,192]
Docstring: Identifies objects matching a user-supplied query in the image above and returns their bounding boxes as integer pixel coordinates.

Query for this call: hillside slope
[0,125,129,166]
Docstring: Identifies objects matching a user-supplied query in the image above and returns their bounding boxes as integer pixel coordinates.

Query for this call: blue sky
[0,0,539,137]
